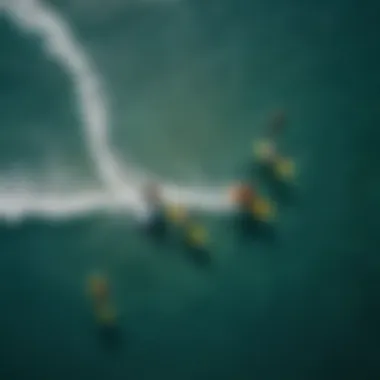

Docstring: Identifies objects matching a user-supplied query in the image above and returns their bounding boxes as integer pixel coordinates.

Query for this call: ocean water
[0,0,379,379]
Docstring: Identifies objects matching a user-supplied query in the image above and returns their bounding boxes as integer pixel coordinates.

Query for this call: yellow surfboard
[165,205,188,224]
[186,224,208,247]
[273,157,295,182]
[95,303,117,326]
[253,139,276,162]
[253,140,296,182]
[251,197,276,222]
[87,273,109,301]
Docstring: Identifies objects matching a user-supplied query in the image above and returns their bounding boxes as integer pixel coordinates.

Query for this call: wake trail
[0,0,234,222]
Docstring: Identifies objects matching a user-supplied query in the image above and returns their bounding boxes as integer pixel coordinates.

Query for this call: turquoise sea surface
[0,0,379,379]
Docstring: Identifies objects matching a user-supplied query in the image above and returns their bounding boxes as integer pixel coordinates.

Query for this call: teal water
[0,0,379,379]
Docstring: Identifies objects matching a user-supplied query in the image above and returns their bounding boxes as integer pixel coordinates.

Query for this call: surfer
[166,205,207,249]
[184,221,209,253]
[254,109,286,165]
[138,182,167,239]
[165,205,188,226]
[86,273,122,348]
[228,183,275,222]
[184,221,211,267]
[87,273,117,327]
[229,183,257,210]
[253,110,295,182]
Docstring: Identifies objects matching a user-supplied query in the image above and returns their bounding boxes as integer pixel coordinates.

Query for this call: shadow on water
[233,211,277,245]
[98,324,124,352]
[139,213,169,245]
[184,244,213,270]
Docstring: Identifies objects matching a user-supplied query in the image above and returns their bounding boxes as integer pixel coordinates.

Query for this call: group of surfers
[86,110,296,334]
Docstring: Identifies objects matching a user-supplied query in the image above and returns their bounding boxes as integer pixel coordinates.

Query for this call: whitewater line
[4,0,132,193]
[0,0,234,221]
[0,186,232,221]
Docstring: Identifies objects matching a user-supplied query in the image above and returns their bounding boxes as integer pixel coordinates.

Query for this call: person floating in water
[253,110,296,183]
[166,205,211,265]
[228,182,276,222]
[166,205,208,247]
[87,273,117,328]
[137,182,167,240]
[86,272,122,348]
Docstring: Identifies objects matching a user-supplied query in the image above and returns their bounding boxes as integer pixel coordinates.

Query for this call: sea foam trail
[0,0,234,222]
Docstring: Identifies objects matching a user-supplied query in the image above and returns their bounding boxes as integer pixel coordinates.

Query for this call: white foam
[0,0,234,222]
